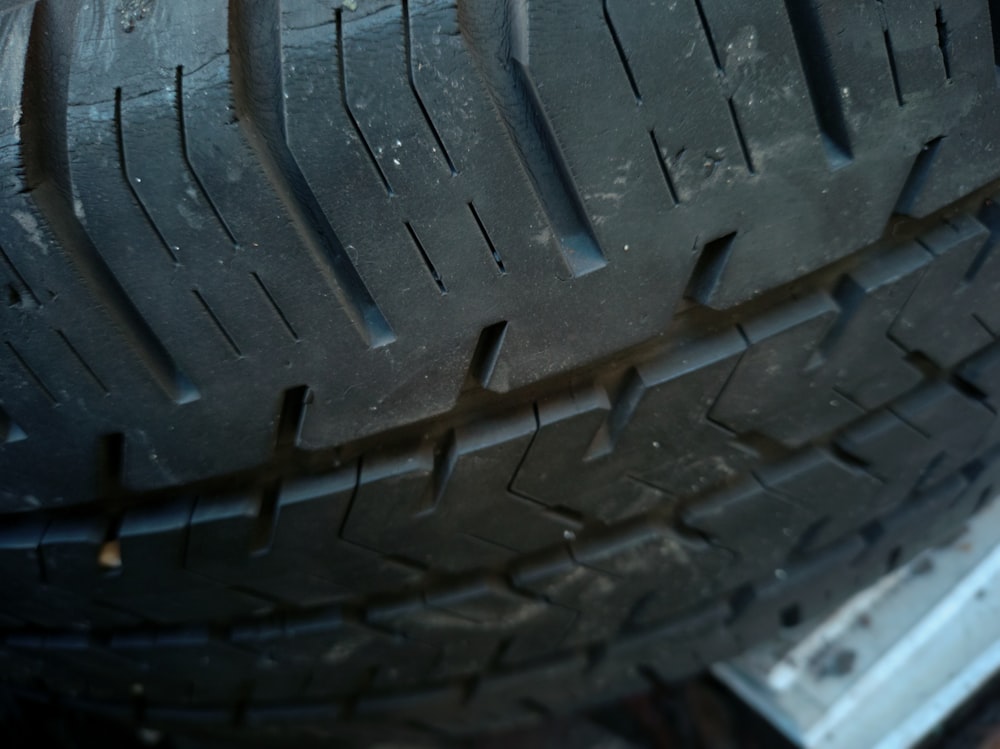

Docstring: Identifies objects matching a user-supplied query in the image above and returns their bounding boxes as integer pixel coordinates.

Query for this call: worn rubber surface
[1,0,1000,743]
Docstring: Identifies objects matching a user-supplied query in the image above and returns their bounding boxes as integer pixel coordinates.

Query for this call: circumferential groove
[229,1,395,349]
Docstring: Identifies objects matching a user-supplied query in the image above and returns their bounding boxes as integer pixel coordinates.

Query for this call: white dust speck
[12,210,47,255]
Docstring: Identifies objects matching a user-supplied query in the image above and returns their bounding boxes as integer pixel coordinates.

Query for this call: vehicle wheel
[1,0,999,744]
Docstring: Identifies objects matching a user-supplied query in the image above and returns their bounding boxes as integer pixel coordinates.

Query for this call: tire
[1,0,1000,743]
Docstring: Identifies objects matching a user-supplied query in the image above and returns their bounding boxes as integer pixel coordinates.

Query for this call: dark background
[6,672,1000,748]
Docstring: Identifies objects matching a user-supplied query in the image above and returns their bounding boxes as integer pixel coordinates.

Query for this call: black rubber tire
[2,0,1000,744]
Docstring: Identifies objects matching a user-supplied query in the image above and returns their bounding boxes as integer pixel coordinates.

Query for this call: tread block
[830,242,930,406]
[2,0,1000,515]
[694,0,826,171]
[892,381,995,485]
[3,2,1000,731]
[510,521,732,647]
[343,409,570,571]
[838,380,996,510]
[235,608,440,697]
[513,331,751,521]
[604,0,745,197]
[14,645,155,701]
[101,498,272,624]
[511,547,642,648]
[709,295,848,445]
[683,477,817,582]
[187,467,419,605]
[960,341,1000,411]
[476,651,642,726]
[879,0,950,102]
[406,0,560,263]
[119,91,290,359]
[185,491,264,570]
[516,0,679,264]
[391,595,549,668]
[970,199,1000,334]
[836,408,942,509]
[891,216,997,366]
[0,517,53,623]
[895,136,946,216]
[0,515,46,579]
[726,533,867,649]
[712,236,939,445]
[39,516,110,588]
[611,604,737,679]
[456,654,588,729]
[628,333,754,495]
[572,520,733,623]
[355,684,465,724]
[370,577,572,677]
[425,577,546,623]
[939,0,997,89]
[110,636,266,701]
[755,447,883,552]
[849,473,974,588]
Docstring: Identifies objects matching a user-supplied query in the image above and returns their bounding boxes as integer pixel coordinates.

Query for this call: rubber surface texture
[1,0,1000,744]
